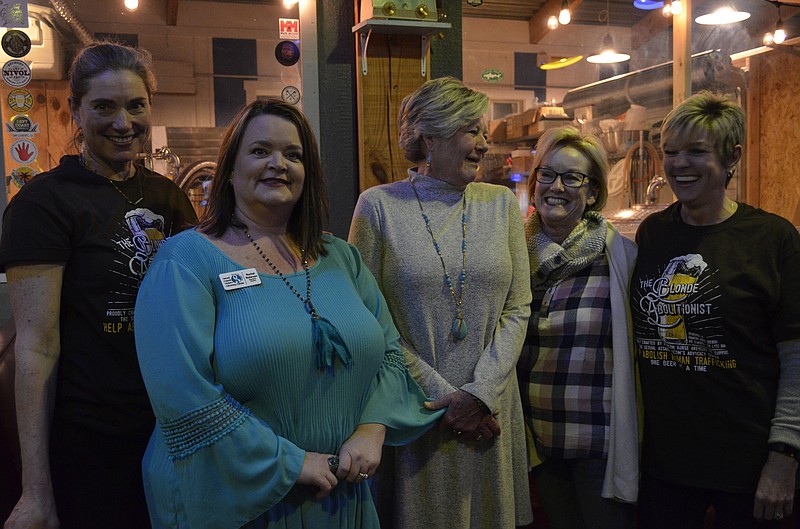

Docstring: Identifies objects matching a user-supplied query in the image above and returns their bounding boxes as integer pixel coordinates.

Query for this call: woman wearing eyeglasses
[517,126,639,529]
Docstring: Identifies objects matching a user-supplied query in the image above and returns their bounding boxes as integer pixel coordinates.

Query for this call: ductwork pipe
[48,0,94,46]
[562,50,745,119]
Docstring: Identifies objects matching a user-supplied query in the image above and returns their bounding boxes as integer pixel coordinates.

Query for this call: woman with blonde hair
[350,77,532,528]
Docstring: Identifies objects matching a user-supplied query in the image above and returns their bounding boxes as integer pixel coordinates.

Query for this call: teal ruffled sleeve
[334,238,444,444]
[135,251,305,529]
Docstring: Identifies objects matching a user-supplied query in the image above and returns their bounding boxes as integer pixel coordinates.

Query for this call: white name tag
[219,268,262,291]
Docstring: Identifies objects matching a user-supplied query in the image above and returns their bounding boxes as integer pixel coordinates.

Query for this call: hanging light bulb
[671,0,682,15]
[662,0,672,16]
[558,0,571,25]
[763,31,775,45]
[547,15,559,30]
[774,18,786,44]
[124,0,138,10]
[283,0,299,7]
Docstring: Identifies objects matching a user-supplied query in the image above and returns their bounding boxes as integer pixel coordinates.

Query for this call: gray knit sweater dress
[349,170,533,528]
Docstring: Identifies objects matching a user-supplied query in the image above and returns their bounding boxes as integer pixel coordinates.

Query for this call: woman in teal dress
[134,100,442,529]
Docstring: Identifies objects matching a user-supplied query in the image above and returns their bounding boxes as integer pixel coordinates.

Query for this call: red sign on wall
[279,18,299,40]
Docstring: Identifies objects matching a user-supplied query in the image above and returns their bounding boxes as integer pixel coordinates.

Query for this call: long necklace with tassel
[242,226,352,372]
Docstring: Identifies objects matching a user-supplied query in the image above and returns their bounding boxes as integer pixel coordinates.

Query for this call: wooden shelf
[352,19,451,35]
[352,19,452,76]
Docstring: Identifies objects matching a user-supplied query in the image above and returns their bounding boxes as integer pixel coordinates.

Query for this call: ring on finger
[475,434,483,441]
[358,472,369,479]
[775,511,784,520]
[454,430,462,436]
[327,455,339,473]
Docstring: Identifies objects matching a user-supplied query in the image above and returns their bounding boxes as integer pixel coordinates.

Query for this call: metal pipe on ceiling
[48,0,94,46]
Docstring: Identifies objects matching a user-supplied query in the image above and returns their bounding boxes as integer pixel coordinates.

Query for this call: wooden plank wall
[1,81,72,202]
[746,49,800,224]
[354,3,430,191]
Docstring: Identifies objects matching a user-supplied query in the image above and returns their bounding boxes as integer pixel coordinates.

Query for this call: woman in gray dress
[349,77,532,528]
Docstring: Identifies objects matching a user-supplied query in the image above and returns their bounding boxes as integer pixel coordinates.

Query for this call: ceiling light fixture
[695,4,750,25]
[547,15,559,30]
[633,0,664,10]
[540,55,584,69]
[587,0,630,64]
[124,0,138,10]
[763,2,787,45]
[558,0,571,24]
[662,0,682,16]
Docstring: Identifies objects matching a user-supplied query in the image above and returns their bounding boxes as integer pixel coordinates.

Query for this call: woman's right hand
[296,452,338,499]
[4,485,60,529]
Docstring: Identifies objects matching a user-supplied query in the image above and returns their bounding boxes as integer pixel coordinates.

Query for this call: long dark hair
[198,100,329,258]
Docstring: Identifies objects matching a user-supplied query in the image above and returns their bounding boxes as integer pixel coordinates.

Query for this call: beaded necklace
[241,225,352,372]
[242,226,316,317]
[80,153,144,206]
[410,179,468,341]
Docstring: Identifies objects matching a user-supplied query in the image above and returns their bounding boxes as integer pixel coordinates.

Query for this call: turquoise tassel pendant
[451,316,468,341]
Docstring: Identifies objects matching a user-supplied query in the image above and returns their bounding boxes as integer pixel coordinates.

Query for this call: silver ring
[358,472,369,479]
[327,455,339,473]
[775,511,784,520]
[475,434,483,441]
[454,430,462,436]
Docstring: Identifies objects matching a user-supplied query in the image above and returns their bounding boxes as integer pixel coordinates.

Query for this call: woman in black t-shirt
[631,91,800,528]
[0,42,196,529]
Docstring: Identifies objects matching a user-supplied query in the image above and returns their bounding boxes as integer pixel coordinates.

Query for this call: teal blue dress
[134,230,442,529]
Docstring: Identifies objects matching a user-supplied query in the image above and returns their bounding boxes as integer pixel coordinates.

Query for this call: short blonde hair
[398,77,489,163]
[528,126,609,212]
[661,91,744,184]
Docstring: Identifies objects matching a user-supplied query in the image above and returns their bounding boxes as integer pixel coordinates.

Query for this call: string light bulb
[124,0,138,10]
[774,18,786,44]
[671,0,682,15]
[547,15,559,29]
[558,0,571,24]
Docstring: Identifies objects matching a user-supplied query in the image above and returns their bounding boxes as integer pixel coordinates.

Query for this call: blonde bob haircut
[528,125,609,212]
[661,91,744,185]
[398,76,489,163]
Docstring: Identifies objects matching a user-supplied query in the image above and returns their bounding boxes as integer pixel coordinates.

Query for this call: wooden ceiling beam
[167,0,179,26]
[528,0,584,43]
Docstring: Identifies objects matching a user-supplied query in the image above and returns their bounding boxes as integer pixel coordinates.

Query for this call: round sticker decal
[281,85,300,105]
[7,89,33,112]
[10,114,32,132]
[2,59,32,88]
[9,165,37,188]
[10,139,37,164]
[275,41,300,67]
[2,30,31,58]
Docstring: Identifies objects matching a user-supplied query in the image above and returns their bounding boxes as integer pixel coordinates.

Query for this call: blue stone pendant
[451,316,468,341]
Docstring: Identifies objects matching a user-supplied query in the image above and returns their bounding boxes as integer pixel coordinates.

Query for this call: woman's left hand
[753,450,798,521]
[337,423,386,483]
[424,389,486,435]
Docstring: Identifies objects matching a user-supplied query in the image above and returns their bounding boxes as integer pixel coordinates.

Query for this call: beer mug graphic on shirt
[653,254,707,342]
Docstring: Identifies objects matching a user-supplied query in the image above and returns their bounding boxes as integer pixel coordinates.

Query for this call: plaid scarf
[525,210,607,289]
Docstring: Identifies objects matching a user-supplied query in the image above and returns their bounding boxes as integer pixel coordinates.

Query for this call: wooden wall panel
[356,33,427,191]
[752,50,800,223]
[1,81,72,202]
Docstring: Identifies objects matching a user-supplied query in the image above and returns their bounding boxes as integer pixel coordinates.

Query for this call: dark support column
[431,0,463,80]
[316,0,358,238]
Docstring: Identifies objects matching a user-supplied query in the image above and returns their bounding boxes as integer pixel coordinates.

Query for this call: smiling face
[70,69,151,175]
[661,127,737,213]
[427,119,489,186]
[533,145,597,239]
[231,113,305,227]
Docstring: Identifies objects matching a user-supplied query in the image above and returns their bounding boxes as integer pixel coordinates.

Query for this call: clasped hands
[424,389,500,443]
[297,423,386,499]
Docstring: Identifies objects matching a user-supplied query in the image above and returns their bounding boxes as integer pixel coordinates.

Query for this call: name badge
[219,268,262,291]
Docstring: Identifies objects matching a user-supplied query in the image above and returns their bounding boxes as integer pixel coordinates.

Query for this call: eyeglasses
[533,167,591,188]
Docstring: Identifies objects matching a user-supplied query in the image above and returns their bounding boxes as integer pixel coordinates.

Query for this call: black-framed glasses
[533,167,591,188]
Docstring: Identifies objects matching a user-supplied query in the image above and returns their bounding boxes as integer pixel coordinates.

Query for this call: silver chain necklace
[410,180,468,341]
